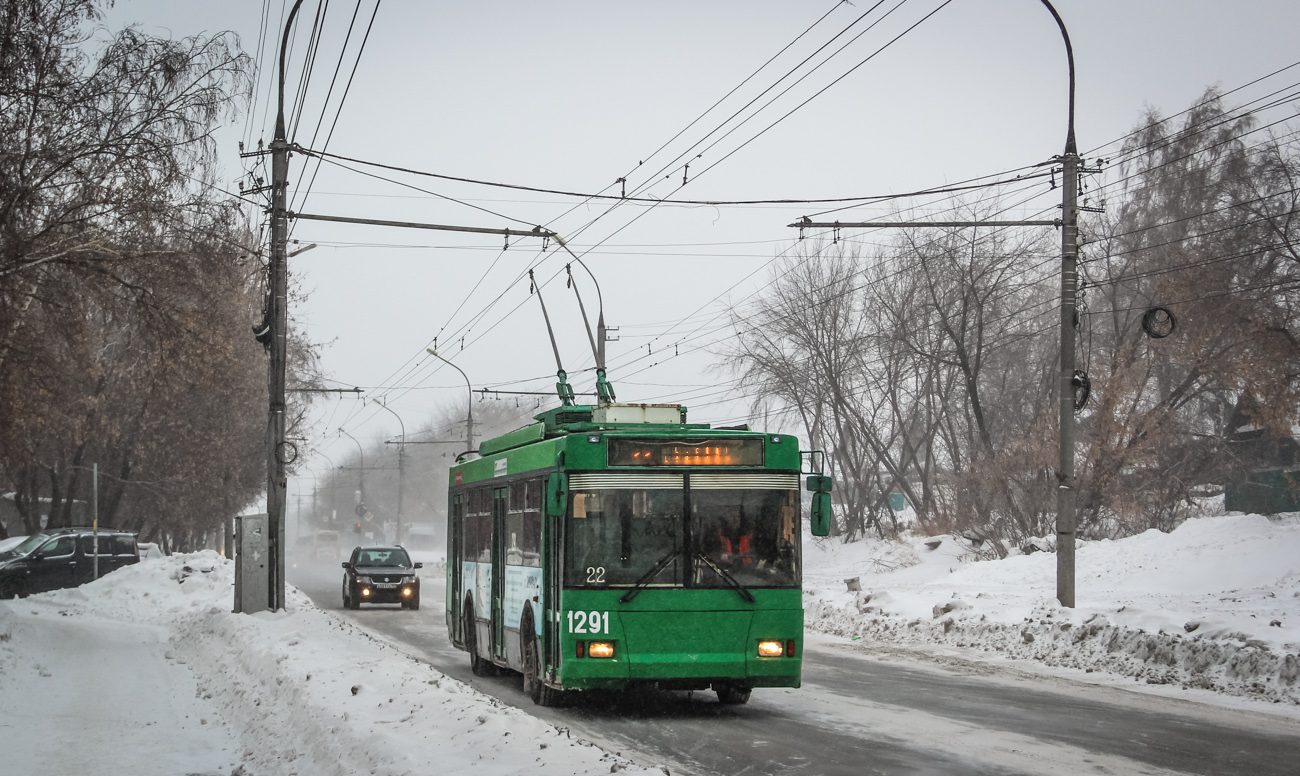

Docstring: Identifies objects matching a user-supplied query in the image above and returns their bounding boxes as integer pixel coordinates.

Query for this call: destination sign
[608,438,763,467]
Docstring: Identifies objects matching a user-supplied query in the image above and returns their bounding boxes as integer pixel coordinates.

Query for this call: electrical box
[234,513,269,613]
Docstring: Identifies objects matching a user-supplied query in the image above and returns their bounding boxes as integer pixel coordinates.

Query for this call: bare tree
[1077,91,1300,532]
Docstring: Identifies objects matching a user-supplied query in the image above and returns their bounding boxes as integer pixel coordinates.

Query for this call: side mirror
[545,472,568,517]
[413,562,423,569]
[341,562,350,569]
[806,475,833,493]
[32,553,45,562]
[810,492,833,537]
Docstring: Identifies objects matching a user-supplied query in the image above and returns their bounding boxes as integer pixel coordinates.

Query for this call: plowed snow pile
[804,512,1300,706]
[0,553,660,776]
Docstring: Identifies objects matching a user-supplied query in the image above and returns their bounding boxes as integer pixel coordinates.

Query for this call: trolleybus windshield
[564,480,799,590]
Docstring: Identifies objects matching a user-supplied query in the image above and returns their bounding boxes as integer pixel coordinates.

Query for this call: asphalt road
[289,558,1300,776]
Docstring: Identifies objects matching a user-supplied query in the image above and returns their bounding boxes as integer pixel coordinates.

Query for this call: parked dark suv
[0,528,140,598]
[341,545,421,610]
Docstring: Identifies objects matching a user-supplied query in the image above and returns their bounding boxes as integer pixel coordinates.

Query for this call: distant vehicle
[0,535,28,556]
[341,545,422,610]
[312,530,340,560]
[0,528,140,598]
[402,523,439,551]
[137,542,165,560]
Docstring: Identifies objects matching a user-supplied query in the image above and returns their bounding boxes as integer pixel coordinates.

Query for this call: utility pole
[262,0,305,613]
[1044,0,1080,609]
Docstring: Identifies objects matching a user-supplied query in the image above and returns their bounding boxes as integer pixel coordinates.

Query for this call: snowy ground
[0,553,661,776]
[2,512,1298,776]
[803,512,1300,711]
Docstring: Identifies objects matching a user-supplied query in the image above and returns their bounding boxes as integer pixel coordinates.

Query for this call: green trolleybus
[446,402,833,706]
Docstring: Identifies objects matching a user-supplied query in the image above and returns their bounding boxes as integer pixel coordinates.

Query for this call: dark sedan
[341,545,422,610]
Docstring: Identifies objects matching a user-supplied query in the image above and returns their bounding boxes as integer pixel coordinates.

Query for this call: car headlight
[356,576,372,584]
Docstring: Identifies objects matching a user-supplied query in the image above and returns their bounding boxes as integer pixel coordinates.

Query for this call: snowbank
[0,552,660,776]
[804,513,1300,706]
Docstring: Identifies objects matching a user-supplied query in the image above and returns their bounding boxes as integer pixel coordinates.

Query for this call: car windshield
[357,548,410,567]
[6,533,50,557]
[564,482,799,589]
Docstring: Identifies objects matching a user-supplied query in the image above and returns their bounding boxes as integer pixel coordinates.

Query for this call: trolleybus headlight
[757,640,785,657]
[587,641,616,659]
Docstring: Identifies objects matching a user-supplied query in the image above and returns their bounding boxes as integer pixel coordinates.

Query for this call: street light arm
[371,397,406,543]
[338,428,364,502]
[426,349,476,453]
[276,1,306,141]
[372,397,405,442]
[1039,0,1077,154]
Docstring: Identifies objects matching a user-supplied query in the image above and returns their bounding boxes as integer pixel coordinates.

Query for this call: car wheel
[0,578,24,600]
[713,683,751,705]
[346,584,361,610]
[465,602,496,676]
[407,591,420,611]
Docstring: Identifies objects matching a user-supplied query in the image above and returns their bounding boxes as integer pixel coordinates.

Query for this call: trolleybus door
[543,503,562,682]
[491,486,508,663]
[542,471,568,683]
[447,493,464,644]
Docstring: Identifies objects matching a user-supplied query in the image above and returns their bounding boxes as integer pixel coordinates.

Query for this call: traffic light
[353,522,362,534]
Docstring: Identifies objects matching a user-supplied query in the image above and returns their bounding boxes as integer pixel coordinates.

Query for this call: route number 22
[567,610,609,635]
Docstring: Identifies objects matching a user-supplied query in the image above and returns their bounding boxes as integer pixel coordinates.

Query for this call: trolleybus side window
[467,487,492,563]
[504,479,542,568]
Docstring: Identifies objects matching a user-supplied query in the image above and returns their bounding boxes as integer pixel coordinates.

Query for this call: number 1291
[567,610,609,634]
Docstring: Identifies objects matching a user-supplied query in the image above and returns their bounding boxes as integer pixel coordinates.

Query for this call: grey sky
[101,0,1300,489]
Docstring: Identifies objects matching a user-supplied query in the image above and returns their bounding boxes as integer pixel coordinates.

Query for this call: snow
[803,512,1300,709]
[0,553,659,776]
[2,512,1298,775]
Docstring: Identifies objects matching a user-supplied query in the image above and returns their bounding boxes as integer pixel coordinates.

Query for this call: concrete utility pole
[1042,0,1080,609]
[262,0,306,613]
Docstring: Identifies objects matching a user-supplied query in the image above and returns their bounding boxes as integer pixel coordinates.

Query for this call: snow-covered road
[3,511,1300,776]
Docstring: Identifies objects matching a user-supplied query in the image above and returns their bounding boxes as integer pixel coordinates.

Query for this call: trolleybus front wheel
[521,611,563,707]
[713,682,751,705]
[464,601,497,676]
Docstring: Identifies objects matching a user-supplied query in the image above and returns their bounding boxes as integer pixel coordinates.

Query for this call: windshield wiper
[695,554,756,603]
[619,548,681,603]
